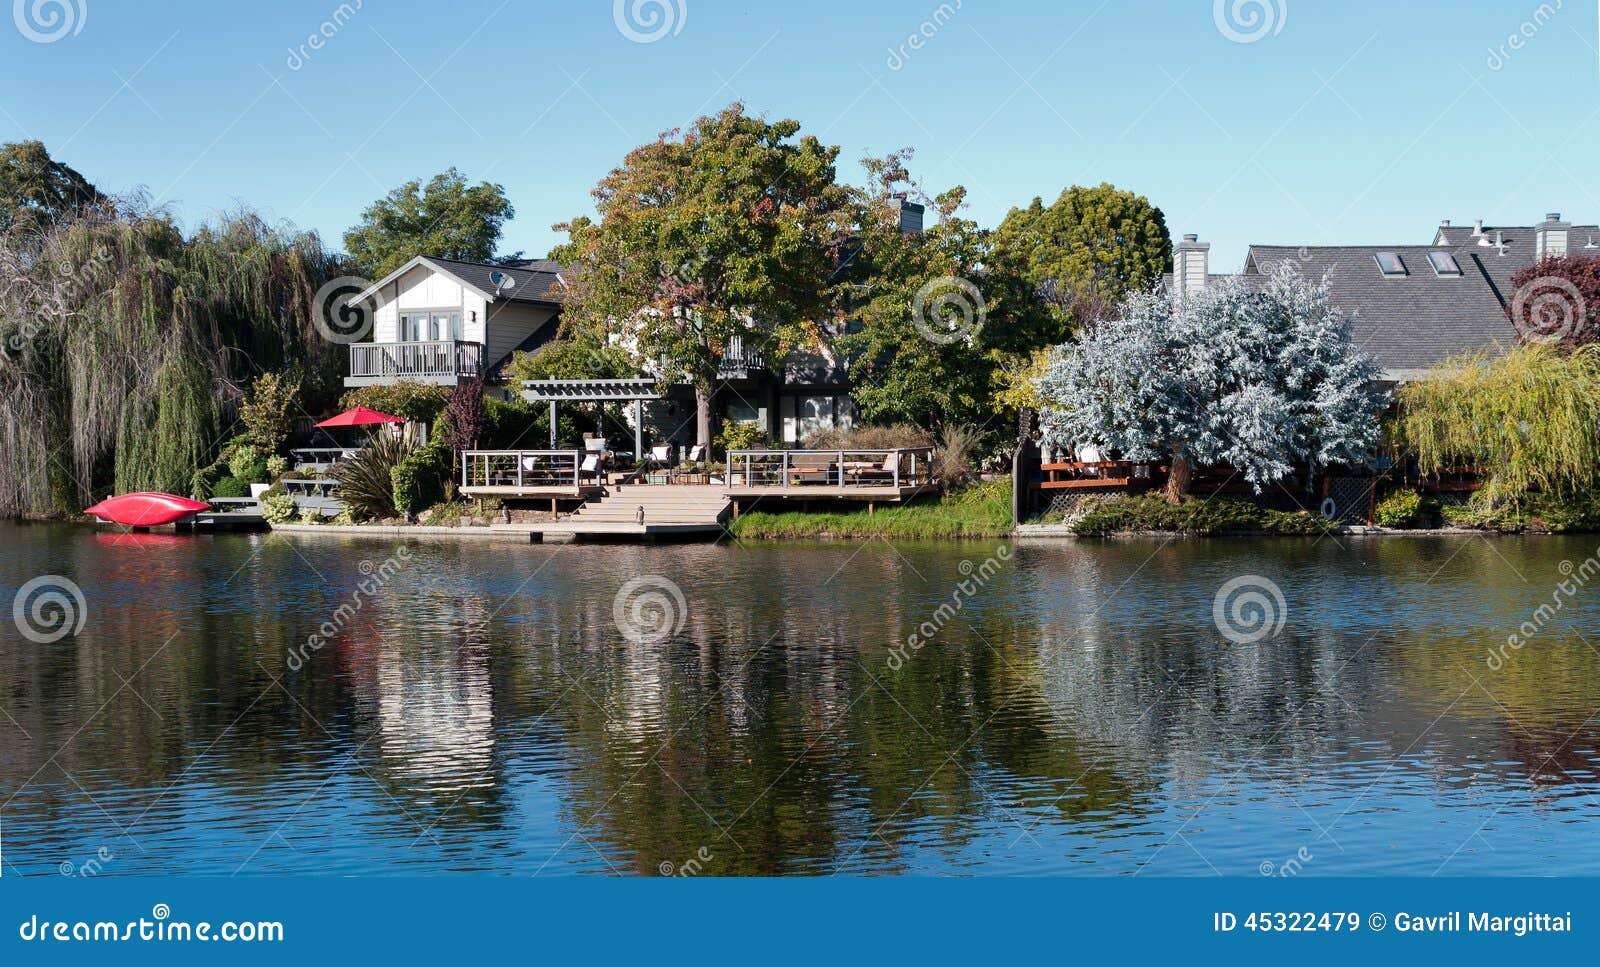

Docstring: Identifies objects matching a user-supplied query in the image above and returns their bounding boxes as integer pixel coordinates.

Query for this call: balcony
[345,340,484,387]
[716,348,766,380]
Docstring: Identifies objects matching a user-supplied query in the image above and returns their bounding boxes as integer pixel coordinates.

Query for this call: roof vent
[1471,219,1485,237]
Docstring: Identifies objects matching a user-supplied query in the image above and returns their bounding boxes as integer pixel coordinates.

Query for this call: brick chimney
[1535,212,1570,259]
[1173,233,1210,299]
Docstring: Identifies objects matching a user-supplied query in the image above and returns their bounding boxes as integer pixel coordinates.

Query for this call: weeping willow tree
[1394,345,1600,501]
[0,198,347,517]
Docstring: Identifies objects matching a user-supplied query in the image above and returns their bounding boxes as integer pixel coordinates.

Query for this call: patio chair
[579,453,603,484]
[847,452,900,484]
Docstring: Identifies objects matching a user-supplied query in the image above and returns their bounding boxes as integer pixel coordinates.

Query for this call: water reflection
[1,523,1598,875]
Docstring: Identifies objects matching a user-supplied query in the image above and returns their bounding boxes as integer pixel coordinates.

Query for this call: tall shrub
[1395,345,1600,500]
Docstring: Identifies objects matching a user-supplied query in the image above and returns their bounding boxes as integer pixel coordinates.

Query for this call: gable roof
[1242,244,1516,376]
[1432,222,1600,292]
[355,255,568,307]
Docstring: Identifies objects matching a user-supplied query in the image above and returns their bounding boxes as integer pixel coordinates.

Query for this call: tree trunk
[1165,452,1192,505]
[694,386,713,451]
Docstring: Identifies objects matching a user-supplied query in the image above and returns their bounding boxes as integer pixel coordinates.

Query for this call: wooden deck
[724,483,934,502]
[459,484,603,498]
[724,447,935,503]
[459,449,601,499]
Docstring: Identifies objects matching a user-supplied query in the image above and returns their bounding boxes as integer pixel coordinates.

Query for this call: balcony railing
[348,340,484,382]
[716,349,766,379]
[725,447,934,489]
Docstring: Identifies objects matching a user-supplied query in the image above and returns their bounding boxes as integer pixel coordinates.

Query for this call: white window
[399,309,462,342]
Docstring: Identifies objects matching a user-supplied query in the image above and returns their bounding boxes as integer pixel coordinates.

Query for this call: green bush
[209,475,249,499]
[391,441,451,517]
[715,421,770,455]
[259,489,297,524]
[265,454,289,480]
[1528,490,1600,532]
[1373,490,1424,528]
[339,382,450,424]
[227,445,266,484]
[1069,494,1334,537]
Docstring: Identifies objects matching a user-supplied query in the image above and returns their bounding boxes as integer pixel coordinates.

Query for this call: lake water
[2,522,1598,876]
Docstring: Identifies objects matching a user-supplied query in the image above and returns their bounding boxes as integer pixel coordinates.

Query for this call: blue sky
[3,0,1597,269]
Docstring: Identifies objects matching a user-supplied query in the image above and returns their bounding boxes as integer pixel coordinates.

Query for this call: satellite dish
[489,270,514,292]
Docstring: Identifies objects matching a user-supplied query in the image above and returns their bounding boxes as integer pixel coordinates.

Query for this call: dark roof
[1432,222,1600,292]
[1242,245,1516,374]
[425,256,567,305]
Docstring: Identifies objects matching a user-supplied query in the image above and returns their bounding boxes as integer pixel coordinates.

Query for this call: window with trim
[399,309,463,342]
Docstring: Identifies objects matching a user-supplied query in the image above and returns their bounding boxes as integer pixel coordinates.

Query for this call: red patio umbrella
[315,407,406,428]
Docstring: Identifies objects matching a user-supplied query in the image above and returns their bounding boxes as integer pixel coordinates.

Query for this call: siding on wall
[367,264,554,362]
[483,301,558,369]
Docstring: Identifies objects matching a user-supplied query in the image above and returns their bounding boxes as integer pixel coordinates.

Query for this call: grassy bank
[1065,494,1336,537]
[728,479,1012,540]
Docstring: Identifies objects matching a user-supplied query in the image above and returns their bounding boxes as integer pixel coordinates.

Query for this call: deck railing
[349,340,483,380]
[461,450,585,489]
[725,447,934,489]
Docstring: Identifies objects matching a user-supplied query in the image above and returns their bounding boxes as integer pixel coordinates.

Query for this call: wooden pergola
[519,379,662,456]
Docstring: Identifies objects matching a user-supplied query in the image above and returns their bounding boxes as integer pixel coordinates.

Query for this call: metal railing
[461,450,585,489]
[725,447,934,489]
[349,340,484,380]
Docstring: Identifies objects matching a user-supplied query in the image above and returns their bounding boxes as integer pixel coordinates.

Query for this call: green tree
[994,183,1171,309]
[343,168,517,278]
[552,102,852,447]
[239,371,300,455]
[836,153,1052,435]
[0,140,103,233]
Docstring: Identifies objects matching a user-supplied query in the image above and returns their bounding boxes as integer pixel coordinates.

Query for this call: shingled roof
[354,255,568,307]
[1241,244,1518,377]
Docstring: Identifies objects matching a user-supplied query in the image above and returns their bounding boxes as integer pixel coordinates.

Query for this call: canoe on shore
[84,492,210,527]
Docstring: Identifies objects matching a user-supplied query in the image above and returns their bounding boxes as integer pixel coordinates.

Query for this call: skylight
[1426,251,1462,277]
[1374,252,1407,277]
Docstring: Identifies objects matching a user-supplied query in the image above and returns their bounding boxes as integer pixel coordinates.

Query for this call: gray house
[1171,211,1592,381]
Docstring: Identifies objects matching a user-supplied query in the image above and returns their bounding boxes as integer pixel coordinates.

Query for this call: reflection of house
[341,200,929,446]
[1171,211,1592,381]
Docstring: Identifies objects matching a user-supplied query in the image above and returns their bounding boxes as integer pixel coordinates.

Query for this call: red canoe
[84,492,211,527]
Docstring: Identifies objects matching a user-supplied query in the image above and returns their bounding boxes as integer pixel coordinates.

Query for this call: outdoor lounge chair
[579,453,602,483]
[846,453,900,484]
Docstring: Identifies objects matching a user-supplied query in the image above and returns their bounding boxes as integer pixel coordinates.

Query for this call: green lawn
[728,479,1012,540]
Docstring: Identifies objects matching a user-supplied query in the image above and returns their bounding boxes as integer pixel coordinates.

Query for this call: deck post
[837,450,845,487]
[634,398,643,461]
[549,401,557,448]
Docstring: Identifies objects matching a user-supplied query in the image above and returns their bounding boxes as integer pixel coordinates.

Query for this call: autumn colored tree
[552,103,852,447]
[1508,255,1600,348]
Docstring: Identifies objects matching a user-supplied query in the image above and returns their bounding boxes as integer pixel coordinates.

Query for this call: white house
[344,256,565,387]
